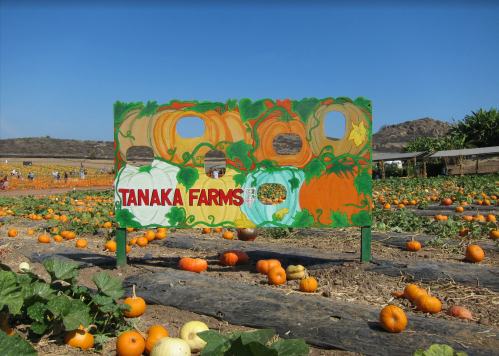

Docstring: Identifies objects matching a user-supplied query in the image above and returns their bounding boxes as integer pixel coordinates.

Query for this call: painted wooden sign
[114,97,372,229]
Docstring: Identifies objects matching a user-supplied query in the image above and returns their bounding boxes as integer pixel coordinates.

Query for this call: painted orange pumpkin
[379,305,407,333]
[253,115,313,168]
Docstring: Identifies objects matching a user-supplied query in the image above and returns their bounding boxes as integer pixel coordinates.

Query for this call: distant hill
[0,118,452,159]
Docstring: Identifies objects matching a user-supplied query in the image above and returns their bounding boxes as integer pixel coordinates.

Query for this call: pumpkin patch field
[0,176,499,355]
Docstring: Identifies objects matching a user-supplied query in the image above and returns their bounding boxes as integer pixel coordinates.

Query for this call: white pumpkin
[151,337,191,356]
[180,321,209,352]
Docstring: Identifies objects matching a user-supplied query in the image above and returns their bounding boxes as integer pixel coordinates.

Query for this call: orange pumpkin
[105,241,118,252]
[136,237,149,247]
[256,260,281,275]
[38,235,51,243]
[123,285,146,317]
[65,231,76,240]
[299,277,318,292]
[8,229,18,237]
[179,257,208,273]
[145,325,169,355]
[64,325,94,350]
[379,305,407,333]
[403,284,427,303]
[299,169,369,226]
[219,250,249,266]
[490,229,499,239]
[222,231,234,240]
[466,245,484,262]
[253,115,313,168]
[76,239,87,248]
[53,235,63,242]
[116,330,145,356]
[405,238,421,252]
[144,231,156,242]
[414,295,442,313]
[268,266,286,285]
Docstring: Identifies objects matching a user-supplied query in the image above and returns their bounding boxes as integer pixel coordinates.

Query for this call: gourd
[405,237,421,252]
[114,160,180,227]
[64,325,95,350]
[151,337,191,356]
[299,168,369,226]
[253,115,313,168]
[237,228,258,241]
[116,330,146,356]
[268,266,286,285]
[379,305,407,333]
[466,245,484,262]
[145,325,169,355]
[414,295,442,314]
[123,284,146,317]
[180,321,209,352]
[256,260,281,275]
[241,167,305,227]
[285,265,305,280]
[299,277,318,293]
[403,284,427,303]
[179,257,208,273]
[220,250,249,266]
[177,167,242,228]
[447,306,472,319]
[306,101,371,158]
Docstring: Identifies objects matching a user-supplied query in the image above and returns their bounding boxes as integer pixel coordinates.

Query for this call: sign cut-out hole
[258,183,287,205]
[324,111,346,141]
[176,116,206,138]
[273,133,302,155]
[126,146,155,166]
[204,149,227,178]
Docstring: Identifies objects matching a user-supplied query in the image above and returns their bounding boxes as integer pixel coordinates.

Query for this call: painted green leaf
[330,97,351,105]
[137,100,160,119]
[353,96,373,116]
[187,101,226,114]
[326,161,355,178]
[92,272,125,300]
[116,208,142,228]
[288,177,301,192]
[354,169,372,197]
[0,331,37,356]
[138,165,153,173]
[62,299,92,330]
[226,140,254,170]
[350,210,371,227]
[233,173,247,188]
[166,207,187,226]
[291,97,319,125]
[114,101,142,126]
[239,98,268,123]
[258,160,278,173]
[304,158,325,184]
[177,166,200,191]
[226,98,238,112]
[269,339,310,355]
[0,272,23,315]
[43,258,79,283]
[328,210,350,227]
[291,209,315,228]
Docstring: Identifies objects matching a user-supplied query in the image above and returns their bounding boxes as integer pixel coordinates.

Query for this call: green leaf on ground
[0,271,23,315]
[414,344,467,356]
[47,294,71,317]
[62,299,91,331]
[177,166,200,191]
[269,339,310,355]
[0,330,37,356]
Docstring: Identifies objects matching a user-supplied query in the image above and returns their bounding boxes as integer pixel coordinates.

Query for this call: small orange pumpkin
[179,257,208,273]
[116,330,145,356]
[202,228,211,234]
[145,325,169,355]
[379,305,407,333]
[8,229,18,237]
[144,231,156,242]
[490,229,499,239]
[414,295,442,313]
[299,277,318,293]
[403,284,427,303]
[136,236,149,247]
[38,235,51,243]
[219,250,249,266]
[222,231,234,240]
[466,245,484,263]
[27,230,35,235]
[155,231,166,240]
[405,237,421,252]
[256,260,281,275]
[105,240,117,252]
[123,285,146,317]
[268,266,286,285]
[65,231,76,240]
[53,235,63,242]
[64,325,95,350]
[214,227,223,233]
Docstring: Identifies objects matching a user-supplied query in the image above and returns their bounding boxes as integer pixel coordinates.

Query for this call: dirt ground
[1,215,499,355]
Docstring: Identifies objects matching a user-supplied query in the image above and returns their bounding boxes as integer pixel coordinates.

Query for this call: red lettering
[232,189,244,206]
[189,189,200,206]
[197,190,208,206]
[150,189,160,206]
[208,189,219,206]
[173,189,184,206]
[219,189,233,205]
[128,189,137,206]
[118,189,129,206]
[138,189,149,206]
[161,189,172,206]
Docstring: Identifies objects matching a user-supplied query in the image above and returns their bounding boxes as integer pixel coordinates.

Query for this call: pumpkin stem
[132,323,147,339]
[84,324,97,333]
[132,284,137,300]
[411,236,414,242]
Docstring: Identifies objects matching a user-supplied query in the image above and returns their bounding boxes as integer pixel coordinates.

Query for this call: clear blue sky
[1,1,498,142]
